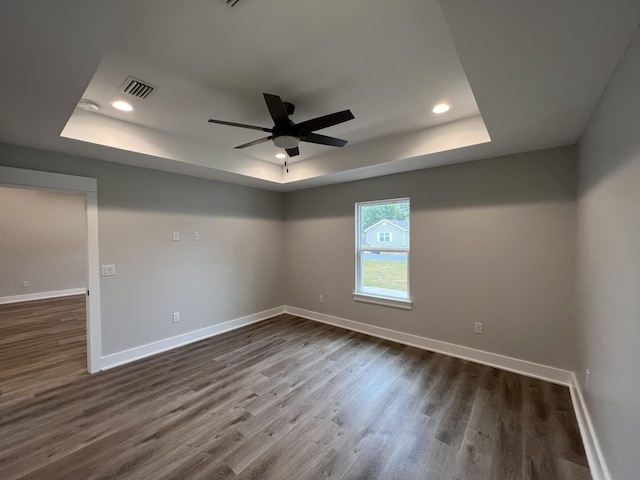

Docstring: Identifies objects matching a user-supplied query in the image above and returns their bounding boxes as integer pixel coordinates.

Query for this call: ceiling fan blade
[285,147,300,157]
[295,109,354,133]
[301,132,348,147]
[234,136,273,149]
[263,93,290,125]
[208,119,272,133]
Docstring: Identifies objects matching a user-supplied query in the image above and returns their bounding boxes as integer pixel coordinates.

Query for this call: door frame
[0,165,102,373]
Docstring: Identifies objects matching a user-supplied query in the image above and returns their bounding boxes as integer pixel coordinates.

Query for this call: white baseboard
[100,306,285,371]
[569,373,611,480]
[97,303,606,478]
[284,305,573,386]
[0,288,85,305]
[285,306,616,476]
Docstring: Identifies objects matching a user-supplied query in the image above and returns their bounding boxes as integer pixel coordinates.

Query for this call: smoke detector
[77,99,100,112]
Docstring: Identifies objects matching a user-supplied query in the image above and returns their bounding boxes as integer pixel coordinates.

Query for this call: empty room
[1,1,639,479]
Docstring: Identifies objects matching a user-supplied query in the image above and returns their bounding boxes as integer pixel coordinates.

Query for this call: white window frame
[354,198,411,309]
[378,231,392,242]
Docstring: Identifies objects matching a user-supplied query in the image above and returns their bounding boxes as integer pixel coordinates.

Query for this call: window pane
[360,202,409,249]
[361,251,408,299]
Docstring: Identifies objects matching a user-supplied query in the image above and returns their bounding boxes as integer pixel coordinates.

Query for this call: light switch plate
[101,265,116,276]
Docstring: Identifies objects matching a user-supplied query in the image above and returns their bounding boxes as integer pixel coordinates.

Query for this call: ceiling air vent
[219,0,243,7]
[120,76,155,99]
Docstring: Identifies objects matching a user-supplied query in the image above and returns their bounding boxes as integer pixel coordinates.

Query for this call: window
[355,198,411,308]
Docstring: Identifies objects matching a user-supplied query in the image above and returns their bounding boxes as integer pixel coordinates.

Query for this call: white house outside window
[354,198,411,309]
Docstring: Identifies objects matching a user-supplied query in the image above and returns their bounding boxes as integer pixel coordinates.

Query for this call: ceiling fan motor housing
[283,102,295,116]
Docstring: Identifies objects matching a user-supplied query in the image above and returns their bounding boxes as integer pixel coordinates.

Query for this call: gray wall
[576,26,640,480]
[0,144,285,355]
[0,187,85,298]
[285,147,578,370]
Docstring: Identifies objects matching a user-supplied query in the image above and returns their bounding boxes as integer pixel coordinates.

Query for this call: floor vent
[120,77,155,99]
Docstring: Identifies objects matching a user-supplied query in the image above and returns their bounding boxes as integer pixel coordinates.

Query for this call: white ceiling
[1,0,639,191]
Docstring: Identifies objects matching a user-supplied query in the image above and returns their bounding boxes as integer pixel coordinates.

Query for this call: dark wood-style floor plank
[0,296,592,479]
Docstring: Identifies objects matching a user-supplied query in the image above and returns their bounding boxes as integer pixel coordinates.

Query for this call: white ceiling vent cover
[120,76,155,99]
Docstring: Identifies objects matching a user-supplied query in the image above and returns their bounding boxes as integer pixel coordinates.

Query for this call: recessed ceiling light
[275,153,286,159]
[111,100,133,112]
[432,103,451,114]
[77,99,100,112]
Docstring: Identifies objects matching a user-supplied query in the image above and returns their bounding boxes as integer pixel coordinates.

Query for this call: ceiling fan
[208,93,355,157]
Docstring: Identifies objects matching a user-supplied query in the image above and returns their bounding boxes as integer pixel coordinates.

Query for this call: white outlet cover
[173,312,180,322]
[22,280,29,287]
[474,322,483,334]
[172,231,180,241]
[194,232,200,241]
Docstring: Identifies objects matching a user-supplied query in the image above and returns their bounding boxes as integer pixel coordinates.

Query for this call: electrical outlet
[173,312,181,323]
[319,295,324,303]
[22,280,29,287]
[474,322,483,334]
[172,231,180,241]
[194,232,200,241]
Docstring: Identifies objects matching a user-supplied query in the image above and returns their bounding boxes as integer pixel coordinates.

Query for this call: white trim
[359,247,410,253]
[0,165,96,192]
[356,197,410,208]
[0,288,86,305]
[356,197,411,306]
[353,293,412,310]
[0,166,101,373]
[283,306,572,386]
[84,191,102,373]
[95,300,608,479]
[100,306,285,371]
[569,373,611,480]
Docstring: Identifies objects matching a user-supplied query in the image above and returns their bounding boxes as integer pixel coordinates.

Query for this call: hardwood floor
[0,295,87,403]
[0,296,591,479]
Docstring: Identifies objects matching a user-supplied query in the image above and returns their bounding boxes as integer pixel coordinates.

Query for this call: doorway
[0,166,102,373]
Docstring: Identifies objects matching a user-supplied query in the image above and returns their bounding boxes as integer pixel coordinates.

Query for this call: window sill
[353,293,413,310]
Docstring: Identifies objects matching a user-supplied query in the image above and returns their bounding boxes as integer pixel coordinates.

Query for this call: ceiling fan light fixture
[273,135,299,149]
[432,103,451,114]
